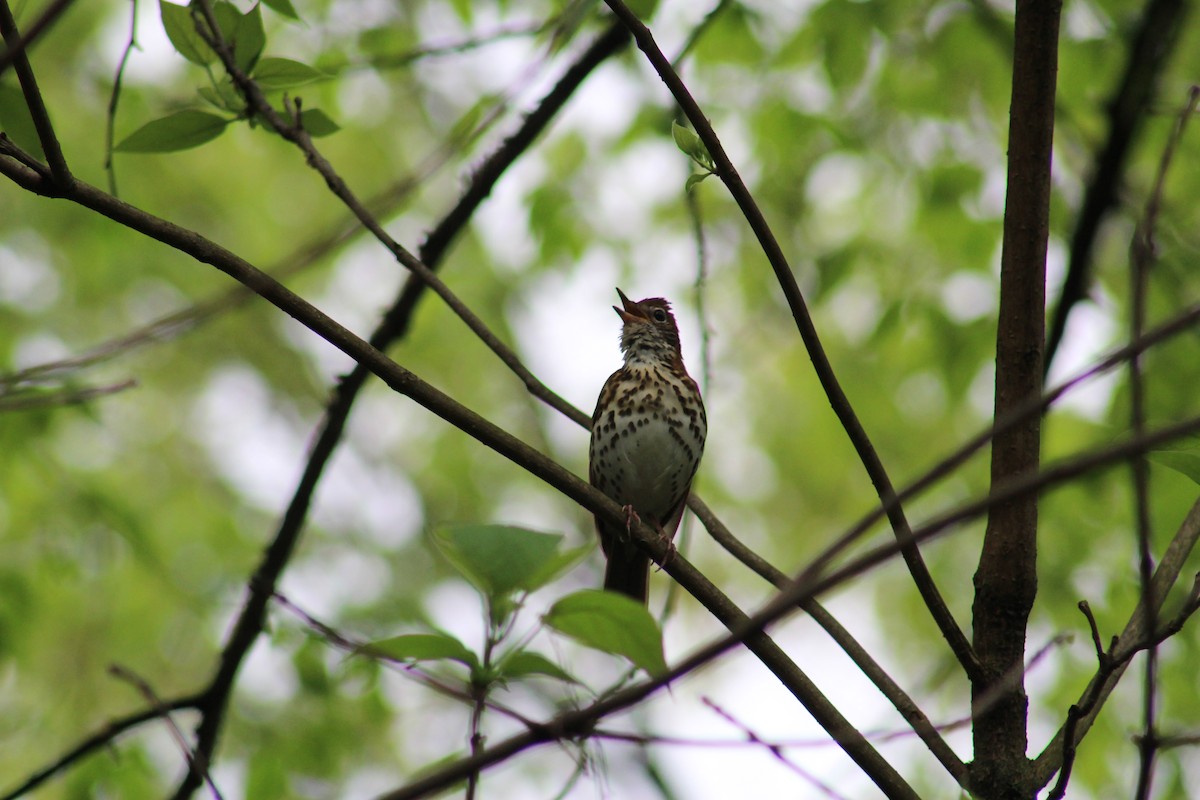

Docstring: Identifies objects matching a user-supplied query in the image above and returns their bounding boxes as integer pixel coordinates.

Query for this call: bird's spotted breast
[588,366,705,526]
[589,289,707,603]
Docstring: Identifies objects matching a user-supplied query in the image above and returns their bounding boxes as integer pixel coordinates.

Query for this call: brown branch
[0,0,74,75]
[688,495,969,787]
[1043,0,1191,372]
[166,19,630,800]
[600,0,982,684]
[1036,498,1200,794]
[968,1,1060,796]
[0,0,69,181]
[4,156,892,798]
[702,698,851,800]
[0,377,136,412]
[108,666,224,800]
[383,409,1200,800]
[0,693,204,800]
[103,0,138,195]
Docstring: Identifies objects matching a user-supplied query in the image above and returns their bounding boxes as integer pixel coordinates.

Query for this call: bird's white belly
[605,417,696,522]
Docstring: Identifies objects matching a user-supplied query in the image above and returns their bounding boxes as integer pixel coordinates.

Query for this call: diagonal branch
[600,0,982,683]
[1043,0,1191,372]
[0,693,204,800]
[0,0,70,181]
[0,0,74,75]
[689,496,969,787]
[166,20,630,800]
[178,12,915,794]
[191,0,584,423]
[384,407,1200,800]
[1035,497,1200,792]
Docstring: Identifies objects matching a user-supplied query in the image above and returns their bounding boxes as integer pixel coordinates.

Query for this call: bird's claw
[618,504,641,543]
[655,532,677,572]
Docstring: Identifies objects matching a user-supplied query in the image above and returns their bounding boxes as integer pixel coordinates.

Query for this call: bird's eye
[652,309,668,323]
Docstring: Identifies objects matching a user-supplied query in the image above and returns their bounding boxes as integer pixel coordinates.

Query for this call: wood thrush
[589,288,707,603]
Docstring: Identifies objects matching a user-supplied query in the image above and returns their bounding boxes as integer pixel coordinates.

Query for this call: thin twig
[0,693,204,800]
[270,592,540,729]
[1077,601,1110,667]
[338,21,546,72]
[382,413,1200,800]
[702,698,851,800]
[601,0,982,684]
[0,0,70,181]
[1043,0,1191,372]
[165,18,631,800]
[103,0,137,195]
[1039,498,1200,795]
[1129,84,1198,800]
[0,377,136,411]
[0,0,75,75]
[109,666,224,800]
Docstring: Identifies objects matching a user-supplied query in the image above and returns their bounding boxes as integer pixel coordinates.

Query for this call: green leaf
[545,589,667,676]
[685,172,713,192]
[494,650,578,684]
[0,81,44,159]
[159,0,215,65]
[359,633,479,669]
[115,110,231,152]
[527,543,593,590]
[299,108,339,137]
[1149,449,1200,485]
[293,637,331,694]
[234,3,266,73]
[197,76,244,113]
[261,0,300,20]
[671,120,714,170]
[432,524,566,598]
[212,1,242,45]
[252,58,327,89]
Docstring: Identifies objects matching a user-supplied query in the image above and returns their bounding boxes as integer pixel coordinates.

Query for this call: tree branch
[0,0,70,181]
[382,406,1200,800]
[0,693,204,800]
[167,20,630,800]
[1036,497,1200,793]
[969,2,1061,796]
[600,0,982,683]
[689,496,969,787]
[1043,0,1190,372]
[0,0,74,75]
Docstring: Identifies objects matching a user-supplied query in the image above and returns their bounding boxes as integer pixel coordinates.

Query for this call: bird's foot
[656,530,677,572]
[619,504,641,542]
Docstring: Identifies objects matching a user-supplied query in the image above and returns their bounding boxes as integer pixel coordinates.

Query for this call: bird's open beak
[613,288,647,323]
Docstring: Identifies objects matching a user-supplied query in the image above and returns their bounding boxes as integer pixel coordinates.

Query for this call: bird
[588,288,707,604]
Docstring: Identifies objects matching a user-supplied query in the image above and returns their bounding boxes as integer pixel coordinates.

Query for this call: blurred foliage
[3,0,1200,798]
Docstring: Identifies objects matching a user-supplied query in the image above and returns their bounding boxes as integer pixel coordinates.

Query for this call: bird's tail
[603,547,650,604]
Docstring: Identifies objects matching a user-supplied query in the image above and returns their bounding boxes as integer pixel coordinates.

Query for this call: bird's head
[614,288,683,365]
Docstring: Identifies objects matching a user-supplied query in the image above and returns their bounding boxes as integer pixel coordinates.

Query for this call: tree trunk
[970,1,1062,798]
